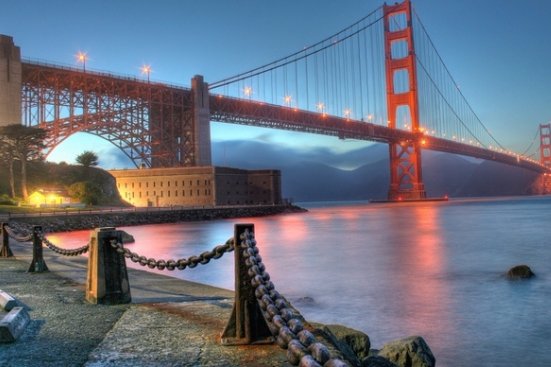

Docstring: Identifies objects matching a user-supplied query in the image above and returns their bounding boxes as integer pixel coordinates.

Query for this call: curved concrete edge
[0,289,17,311]
[0,307,30,343]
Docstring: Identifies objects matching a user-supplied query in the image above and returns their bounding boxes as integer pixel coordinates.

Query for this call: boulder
[378,336,435,367]
[323,324,371,360]
[507,265,535,280]
[362,355,399,367]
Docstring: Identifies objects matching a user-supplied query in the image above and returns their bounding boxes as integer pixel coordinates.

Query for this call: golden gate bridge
[0,0,549,200]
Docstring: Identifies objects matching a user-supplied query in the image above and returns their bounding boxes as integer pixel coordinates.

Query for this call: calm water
[49,196,551,366]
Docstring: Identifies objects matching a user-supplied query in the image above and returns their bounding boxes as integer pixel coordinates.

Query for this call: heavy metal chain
[38,232,90,256]
[109,238,235,271]
[4,225,33,242]
[240,230,348,367]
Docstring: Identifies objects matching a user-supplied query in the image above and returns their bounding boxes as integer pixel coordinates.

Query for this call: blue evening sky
[1,1,550,168]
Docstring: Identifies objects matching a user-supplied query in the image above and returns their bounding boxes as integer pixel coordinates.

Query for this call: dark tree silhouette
[76,151,99,168]
[0,124,46,199]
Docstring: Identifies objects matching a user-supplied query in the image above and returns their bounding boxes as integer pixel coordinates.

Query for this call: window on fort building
[175,180,178,187]
[139,192,142,198]
[197,180,200,185]
[175,190,178,197]
[190,189,193,196]
[132,182,134,188]
[204,189,208,195]
[189,180,192,186]
[146,191,149,196]
[139,182,141,188]
[168,191,170,197]
[161,182,163,187]
[125,183,127,189]
[161,191,164,197]
[146,182,149,188]
[182,190,185,196]
[153,182,156,188]
[182,181,185,186]
[168,181,170,187]
[132,192,135,198]
[153,191,156,196]
[197,189,200,196]
[204,179,208,185]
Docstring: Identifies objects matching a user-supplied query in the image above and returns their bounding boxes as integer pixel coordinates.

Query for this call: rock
[323,324,371,360]
[120,230,135,244]
[362,355,399,367]
[507,265,535,280]
[378,336,435,367]
[309,322,362,366]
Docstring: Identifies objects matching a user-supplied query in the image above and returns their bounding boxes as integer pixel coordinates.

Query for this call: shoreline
[6,204,307,232]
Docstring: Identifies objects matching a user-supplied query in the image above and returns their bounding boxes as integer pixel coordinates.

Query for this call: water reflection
[50,196,551,366]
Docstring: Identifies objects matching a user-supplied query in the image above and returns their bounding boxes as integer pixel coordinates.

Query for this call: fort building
[109,166,281,207]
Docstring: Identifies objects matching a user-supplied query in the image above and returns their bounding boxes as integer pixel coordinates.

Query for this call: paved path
[0,242,291,367]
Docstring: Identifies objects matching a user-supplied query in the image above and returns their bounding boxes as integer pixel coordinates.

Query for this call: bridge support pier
[0,35,21,126]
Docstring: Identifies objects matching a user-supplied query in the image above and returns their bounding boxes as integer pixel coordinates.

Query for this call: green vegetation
[76,151,99,168]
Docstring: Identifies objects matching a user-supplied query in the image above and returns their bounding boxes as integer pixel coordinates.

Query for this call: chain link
[109,238,235,271]
[240,230,348,367]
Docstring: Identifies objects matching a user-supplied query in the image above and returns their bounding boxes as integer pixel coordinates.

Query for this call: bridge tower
[539,123,551,193]
[540,123,551,168]
[0,35,22,126]
[383,0,427,201]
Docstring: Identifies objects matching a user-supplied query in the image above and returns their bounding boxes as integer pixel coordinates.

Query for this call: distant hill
[212,140,540,201]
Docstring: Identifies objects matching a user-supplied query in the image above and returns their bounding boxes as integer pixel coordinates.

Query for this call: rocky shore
[7,204,307,233]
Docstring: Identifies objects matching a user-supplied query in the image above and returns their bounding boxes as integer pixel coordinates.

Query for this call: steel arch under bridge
[21,61,211,168]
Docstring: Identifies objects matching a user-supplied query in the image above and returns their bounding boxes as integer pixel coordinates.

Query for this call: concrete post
[192,75,212,166]
[0,223,14,258]
[28,226,48,273]
[85,227,131,305]
[221,223,273,345]
[0,35,22,126]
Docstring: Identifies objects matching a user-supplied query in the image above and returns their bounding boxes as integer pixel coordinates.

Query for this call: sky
[1,0,550,168]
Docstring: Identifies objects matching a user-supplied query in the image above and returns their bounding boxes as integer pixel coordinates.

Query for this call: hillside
[0,161,124,205]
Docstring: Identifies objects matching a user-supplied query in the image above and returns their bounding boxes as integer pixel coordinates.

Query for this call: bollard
[0,223,14,258]
[28,226,48,273]
[221,223,273,345]
[85,227,131,305]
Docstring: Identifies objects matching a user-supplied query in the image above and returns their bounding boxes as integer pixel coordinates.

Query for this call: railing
[0,222,350,367]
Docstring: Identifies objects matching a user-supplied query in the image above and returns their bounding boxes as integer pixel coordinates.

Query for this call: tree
[0,124,46,199]
[76,151,99,168]
[0,144,16,198]
[68,181,102,206]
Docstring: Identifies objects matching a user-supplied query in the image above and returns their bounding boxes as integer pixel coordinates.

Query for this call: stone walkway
[0,242,291,367]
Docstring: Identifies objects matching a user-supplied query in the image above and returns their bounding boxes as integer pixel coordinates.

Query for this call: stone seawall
[9,205,307,232]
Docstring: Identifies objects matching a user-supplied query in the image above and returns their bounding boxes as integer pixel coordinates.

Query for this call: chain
[240,231,348,367]
[4,225,33,242]
[39,232,90,256]
[109,238,235,271]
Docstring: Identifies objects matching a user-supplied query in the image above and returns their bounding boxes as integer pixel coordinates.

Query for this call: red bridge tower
[383,0,427,201]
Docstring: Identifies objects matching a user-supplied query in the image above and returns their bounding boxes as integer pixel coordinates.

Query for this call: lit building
[28,188,77,208]
[109,166,281,207]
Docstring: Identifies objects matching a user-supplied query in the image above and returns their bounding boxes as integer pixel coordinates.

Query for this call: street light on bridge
[141,64,152,83]
[76,51,88,72]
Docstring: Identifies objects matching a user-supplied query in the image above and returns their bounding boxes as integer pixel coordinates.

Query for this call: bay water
[49,196,551,366]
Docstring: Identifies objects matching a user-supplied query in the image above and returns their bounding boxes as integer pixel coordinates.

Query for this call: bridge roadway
[209,94,548,174]
[21,61,547,174]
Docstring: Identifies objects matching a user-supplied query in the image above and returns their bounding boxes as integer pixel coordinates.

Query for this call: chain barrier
[109,238,235,271]
[4,225,33,242]
[239,230,347,367]
[38,232,90,256]
[5,224,90,256]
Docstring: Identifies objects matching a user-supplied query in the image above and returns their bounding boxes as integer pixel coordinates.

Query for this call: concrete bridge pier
[0,35,21,126]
